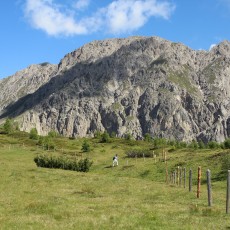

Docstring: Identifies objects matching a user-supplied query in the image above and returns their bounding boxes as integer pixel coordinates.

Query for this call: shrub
[3,118,13,134]
[172,141,187,149]
[168,140,176,146]
[94,130,102,139]
[38,136,55,150]
[78,158,92,172]
[220,143,225,149]
[81,140,91,152]
[198,141,205,149]
[48,130,59,138]
[153,138,167,149]
[125,133,133,141]
[144,133,151,142]
[224,139,230,149]
[100,131,110,143]
[46,139,55,150]
[34,155,93,172]
[188,141,199,149]
[110,131,116,138]
[221,152,230,175]
[178,141,187,148]
[207,141,219,149]
[29,128,38,140]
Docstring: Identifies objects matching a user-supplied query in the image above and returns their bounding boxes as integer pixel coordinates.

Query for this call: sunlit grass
[0,133,230,229]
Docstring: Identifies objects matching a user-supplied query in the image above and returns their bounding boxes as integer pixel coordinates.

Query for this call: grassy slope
[0,133,230,229]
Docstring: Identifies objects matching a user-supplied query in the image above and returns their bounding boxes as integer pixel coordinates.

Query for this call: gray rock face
[0,63,57,113]
[1,36,230,142]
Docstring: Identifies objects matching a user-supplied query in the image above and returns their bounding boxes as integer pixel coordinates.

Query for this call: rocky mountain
[1,36,230,143]
[0,63,57,112]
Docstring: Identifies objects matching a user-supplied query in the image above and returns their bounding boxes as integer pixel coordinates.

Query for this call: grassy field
[0,132,230,229]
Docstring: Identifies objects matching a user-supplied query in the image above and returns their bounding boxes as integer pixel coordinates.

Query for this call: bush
[144,133,151,142]
[125,133,133,141]
[3,118,13,134]
[188,141,199,149]
[153,138,167,149]
[168,140,176,146]
[221,152,230,177]
[110,131,116,138]
[178,141,187,148]
[81,140,91,152]
[198,141,205,149]
[224,139,230,149]
[207,141,219,149]
[38,136,55,150]
[48,130,59,138]
[100,131,110,143]
[34,155,93,172]
[29,128,38,140]
[171,141,187,149]
[94,130,102,139]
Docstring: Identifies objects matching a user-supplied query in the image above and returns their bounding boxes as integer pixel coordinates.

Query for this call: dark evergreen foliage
[34,155,93,172]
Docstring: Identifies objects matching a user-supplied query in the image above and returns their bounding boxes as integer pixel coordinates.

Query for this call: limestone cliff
[1,36,230,142]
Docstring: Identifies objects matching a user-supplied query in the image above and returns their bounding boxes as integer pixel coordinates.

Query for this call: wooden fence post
[177,166,180,186]
[179,167,182,187]
[164,150,167,163]
[165,161,168,184]
[183,167,186,188]
[226,170,230,214]
[197,166,201,198]
[206,169,212,206]
[174,171,176,185]
[189,168,192,192]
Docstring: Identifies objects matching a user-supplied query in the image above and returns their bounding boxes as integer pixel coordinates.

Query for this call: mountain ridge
[1,36,230,143]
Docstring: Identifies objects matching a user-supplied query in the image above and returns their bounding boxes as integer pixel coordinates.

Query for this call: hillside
[1,36,230,142]
[0,131,230,229]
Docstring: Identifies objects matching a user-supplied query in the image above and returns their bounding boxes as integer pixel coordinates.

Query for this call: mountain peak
[1,36,230,143]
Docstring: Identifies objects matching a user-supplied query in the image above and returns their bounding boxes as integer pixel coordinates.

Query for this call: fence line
[207,169,212,207]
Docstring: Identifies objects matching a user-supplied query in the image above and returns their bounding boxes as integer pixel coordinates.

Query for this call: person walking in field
[113,154,118,167]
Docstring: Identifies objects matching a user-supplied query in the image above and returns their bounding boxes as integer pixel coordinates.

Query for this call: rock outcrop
[1,36,230,143]
[0,63,57,112]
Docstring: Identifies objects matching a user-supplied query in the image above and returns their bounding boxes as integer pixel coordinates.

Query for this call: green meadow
[0,132,230,229]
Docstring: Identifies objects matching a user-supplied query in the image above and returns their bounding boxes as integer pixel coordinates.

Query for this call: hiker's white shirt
[113,157,118,166]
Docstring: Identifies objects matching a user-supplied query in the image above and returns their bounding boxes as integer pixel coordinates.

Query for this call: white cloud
[102,0,175,34]
[73,0,90,10]
[24,0,175,36]
[24,0,88,36]
[209,44,217,51]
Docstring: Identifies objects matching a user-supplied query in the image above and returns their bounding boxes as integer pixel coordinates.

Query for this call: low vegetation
[34,155,93,172]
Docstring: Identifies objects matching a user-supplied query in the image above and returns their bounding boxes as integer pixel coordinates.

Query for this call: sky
[1,0,230,79]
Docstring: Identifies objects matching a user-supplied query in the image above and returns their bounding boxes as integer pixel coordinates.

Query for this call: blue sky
[1,0,230,79]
